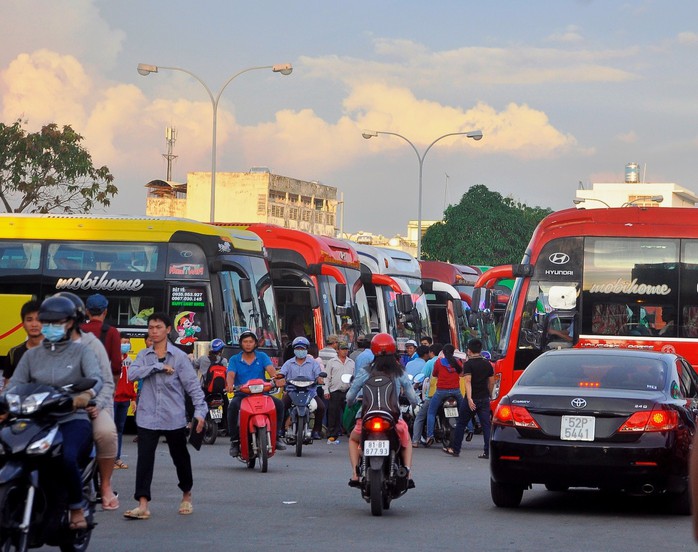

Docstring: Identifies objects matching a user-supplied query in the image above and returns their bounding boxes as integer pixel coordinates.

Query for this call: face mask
[41,323,67,343]
[294,349,308,360]
[121,343,131,355]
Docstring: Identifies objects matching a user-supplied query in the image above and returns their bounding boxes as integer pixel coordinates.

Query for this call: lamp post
[362,129,483,260]
[573,197,611,208]
[137,62,293,222]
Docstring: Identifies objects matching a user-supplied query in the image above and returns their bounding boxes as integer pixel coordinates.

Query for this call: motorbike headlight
[248,384,264,394]
[27,426,59,455]
[289,380,313,388]
[5,393,21,415]
[21,392,50,415]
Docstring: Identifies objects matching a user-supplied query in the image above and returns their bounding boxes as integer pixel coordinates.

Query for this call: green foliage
[421,184,552,265]
[0,119,117,214]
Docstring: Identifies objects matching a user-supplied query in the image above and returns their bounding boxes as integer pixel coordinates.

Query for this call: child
[114,333,137,468]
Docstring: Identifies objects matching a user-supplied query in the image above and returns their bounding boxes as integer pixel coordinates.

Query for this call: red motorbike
[236,378,278,472]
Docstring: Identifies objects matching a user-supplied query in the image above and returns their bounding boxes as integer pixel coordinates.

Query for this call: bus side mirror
[453,299,465,319]
[396,293,413,314]
[239,278,253,303]
[309,289,320,310]
[335,283,347,307]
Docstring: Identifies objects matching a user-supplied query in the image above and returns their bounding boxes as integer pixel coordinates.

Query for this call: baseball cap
[338,341,350,349]
[86,293,109,313]
[326,334,340,345]
[405,339,418,348]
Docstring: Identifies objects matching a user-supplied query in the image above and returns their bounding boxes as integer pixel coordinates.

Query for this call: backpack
[361,371,400,420]
[99,321,111,345]
[205,362,227,394]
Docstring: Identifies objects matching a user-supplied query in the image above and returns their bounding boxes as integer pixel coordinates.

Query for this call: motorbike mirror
[318,372,328,378]
[69,378,99,393]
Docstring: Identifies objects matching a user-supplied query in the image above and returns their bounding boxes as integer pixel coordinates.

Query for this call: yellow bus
[0,214,282,362]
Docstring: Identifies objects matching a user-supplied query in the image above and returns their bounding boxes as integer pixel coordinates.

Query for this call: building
[574,163,698,209]
[145,169,339,237]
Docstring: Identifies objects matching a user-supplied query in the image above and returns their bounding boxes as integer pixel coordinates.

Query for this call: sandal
[114,459,128,469]
[178,501,193,515]
[424,437,434,448]
[442,447,459,457]
[124,507,150,520]
[102,494,120,511]
[348,479,361,488]
[68,517,87,531]
[411,442,420,448]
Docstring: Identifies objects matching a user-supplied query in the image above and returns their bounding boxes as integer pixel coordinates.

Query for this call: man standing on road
[82,293,122,380]
[1,299,43,388]
[324,340,355,443]
[446,338,494,459]
[125,312,206,520]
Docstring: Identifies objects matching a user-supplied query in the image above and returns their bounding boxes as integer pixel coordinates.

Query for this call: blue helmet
[210,338,225,352]
[481,350,491,360]
[292,336,310,349]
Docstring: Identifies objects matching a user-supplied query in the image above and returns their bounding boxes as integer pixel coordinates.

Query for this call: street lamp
[137,62,293,222]
[362,129,483,259]
[622,195,663,207]
[573,197,611,208]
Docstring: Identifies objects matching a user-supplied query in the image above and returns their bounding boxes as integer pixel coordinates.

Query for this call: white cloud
[616,131,638,144]
[547,25,584,43]
[677,32,698,45]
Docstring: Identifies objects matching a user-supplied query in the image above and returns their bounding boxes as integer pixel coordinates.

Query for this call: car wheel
[490,478,523,508]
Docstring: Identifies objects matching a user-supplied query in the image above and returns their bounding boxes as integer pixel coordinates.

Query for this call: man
[447,338,494,459]
[125,312,206,520]
[280,336,326,440]
[401,339,418,366]
[1,299,43,388]
[412,343,442,446]
[318,333,340,363]
[82,293,122,380]
[349,334,370,362]
[405,345,429,378]
[226,331,286,457]
[324,340,355,443]
[420,336,433,347]
[354,333,377,373]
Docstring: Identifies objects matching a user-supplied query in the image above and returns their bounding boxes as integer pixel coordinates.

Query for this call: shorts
[351,417,411,449]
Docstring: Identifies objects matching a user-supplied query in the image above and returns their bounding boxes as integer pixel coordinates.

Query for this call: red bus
[479,207,698,404]
[216,224,372,356]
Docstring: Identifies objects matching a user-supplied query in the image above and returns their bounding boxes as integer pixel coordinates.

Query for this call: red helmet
[370,333,396,356]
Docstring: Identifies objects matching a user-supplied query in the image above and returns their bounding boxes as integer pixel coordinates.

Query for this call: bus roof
[374,247,421,280]
[420,260,479,286]
[0,213,263,253]
[214,223,359,269]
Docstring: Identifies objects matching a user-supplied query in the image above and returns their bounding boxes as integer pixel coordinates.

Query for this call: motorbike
[0,379,98,552]
[283,372,326,457]
[352,378,411,517]
[234,378,278,473]
[202,391,227,446]
[433,393,460,447]
[403,373,425,442]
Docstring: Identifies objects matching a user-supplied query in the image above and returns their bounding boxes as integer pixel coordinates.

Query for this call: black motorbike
[284,373,326,457]
[202,392,227,446]
[0,379,98,552]
[433,393,460,447]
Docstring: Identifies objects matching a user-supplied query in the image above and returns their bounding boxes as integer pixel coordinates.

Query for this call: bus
[477,206,698,404]
[217,224,372,355]
[419,260,472,349]
[0,214,282,364]
[350,242,431,346]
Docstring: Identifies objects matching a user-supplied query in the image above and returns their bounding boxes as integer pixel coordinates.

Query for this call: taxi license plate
[444,407,459,418]
[364,440,389,456]
[210,407,223,420]
[560,415,595,441]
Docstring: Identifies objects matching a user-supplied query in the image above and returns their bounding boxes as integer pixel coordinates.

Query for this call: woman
[424,344,464,447]
[345,333,418,486]
[9,296,103,530]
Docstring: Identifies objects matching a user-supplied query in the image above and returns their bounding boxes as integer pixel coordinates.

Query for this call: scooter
[235,378,278,473]
[283,372,326,457]
[202,391,227,446]
[434,393,459,447]
[0,379,98,552]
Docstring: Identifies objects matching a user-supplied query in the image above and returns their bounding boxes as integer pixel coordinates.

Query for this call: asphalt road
[77,434,695,552]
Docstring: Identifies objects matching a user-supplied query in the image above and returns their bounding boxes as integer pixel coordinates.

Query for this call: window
[257,194,267,215]
[0,242,41,270]
[48,243,161,272]
[271,205,285,218]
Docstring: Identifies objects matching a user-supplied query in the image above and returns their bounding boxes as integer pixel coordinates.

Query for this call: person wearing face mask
[7,296,103,531]
[114,333,137,469]
[279,336,326,440]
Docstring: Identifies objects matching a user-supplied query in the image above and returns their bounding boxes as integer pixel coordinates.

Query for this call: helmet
[370,333,397,356]
[481,350,492,360]
[292,336,310,349]
[238,330,258,343]
[210,338,225,352]
[39,296,77,323]
[53,292,87,324]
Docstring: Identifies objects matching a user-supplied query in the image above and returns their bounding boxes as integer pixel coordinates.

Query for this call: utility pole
[163,126,178,181]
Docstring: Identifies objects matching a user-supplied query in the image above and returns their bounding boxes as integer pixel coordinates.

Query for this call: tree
[0,119,117,214]
[421,184,552,265]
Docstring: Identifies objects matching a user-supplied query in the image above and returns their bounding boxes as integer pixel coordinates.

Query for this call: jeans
[412,398,429,443]
[113,400,130,460]
[426,389,463,438]
[59,419,93,509]
[134,426,192,502]
[452,397,492,455]
[227,393,284,442]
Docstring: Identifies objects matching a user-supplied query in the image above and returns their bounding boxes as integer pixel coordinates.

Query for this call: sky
[2,1,698,236]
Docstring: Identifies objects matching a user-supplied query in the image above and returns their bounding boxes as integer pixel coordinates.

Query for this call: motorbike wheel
[369,470,384,517]
[202,415,218,445]
[256,427,268,473]
[0,483,26,552]
[295,418,305,458]
[441,426,452,448]
[59,505,94,552]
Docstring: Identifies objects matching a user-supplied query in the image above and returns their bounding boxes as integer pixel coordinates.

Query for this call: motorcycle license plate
[209,406,223,420]
[364,440,390,456]
[444,407,459,418]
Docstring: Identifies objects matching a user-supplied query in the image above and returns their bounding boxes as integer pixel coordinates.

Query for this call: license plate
[209,406,223,420]
[444,407,459,418]
[364,440,390,456]
[560,415,595,441]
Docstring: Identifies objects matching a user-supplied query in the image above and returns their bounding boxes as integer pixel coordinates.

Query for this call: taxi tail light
[367,418,392,432]
[618,407,678,433]
[493,403,540,429]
